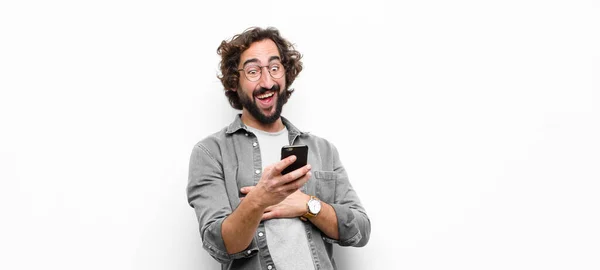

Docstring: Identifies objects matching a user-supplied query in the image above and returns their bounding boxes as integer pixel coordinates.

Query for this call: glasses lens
[244,66,261,82]
[268,62,284,79]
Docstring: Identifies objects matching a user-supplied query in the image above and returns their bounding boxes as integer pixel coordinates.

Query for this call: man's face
[235,39,287,124]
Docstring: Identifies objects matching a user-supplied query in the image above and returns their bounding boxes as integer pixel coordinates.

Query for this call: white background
[1,1,599,269]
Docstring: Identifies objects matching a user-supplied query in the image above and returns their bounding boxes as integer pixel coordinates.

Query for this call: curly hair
[217,27,303,110]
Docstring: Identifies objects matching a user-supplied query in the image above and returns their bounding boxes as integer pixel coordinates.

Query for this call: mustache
[253,84,280,97]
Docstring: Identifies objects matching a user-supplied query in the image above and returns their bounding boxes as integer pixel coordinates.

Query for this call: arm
[252,190,340,239]
[187,143,245,263]
[223,157,312,253]
[307,200,339,240]
[245,179,368,246]
[219,191,265,254]
[188,143,312,259]
[324,144,371,247]
[240,143,370,247]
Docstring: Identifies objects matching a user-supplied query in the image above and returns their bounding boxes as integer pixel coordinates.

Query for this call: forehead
[239,39,281,66]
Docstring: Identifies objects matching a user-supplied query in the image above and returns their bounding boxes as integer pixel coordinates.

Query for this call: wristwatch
[301,196,321,221]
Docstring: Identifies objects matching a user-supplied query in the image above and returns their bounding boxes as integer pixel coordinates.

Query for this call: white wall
[1,1,599,269]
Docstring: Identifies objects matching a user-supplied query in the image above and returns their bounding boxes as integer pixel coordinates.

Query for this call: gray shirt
[187,115,371,270]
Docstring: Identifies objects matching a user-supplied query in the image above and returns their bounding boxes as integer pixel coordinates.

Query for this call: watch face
[308,199,321,214]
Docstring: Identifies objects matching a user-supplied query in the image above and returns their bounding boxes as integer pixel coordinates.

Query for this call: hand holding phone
[280,145,308,175]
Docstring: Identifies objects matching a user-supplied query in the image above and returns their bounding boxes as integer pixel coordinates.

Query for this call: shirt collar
[225,114,307,137]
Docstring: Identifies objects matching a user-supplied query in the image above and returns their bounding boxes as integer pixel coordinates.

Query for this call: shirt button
[255,169,261,174]
[258,232,264,237]
[247,250,252,254]
[267,265,272,270]
[253,142,258,147]
[245,133,249,136]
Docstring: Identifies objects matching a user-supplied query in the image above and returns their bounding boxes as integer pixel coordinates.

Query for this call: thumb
[240,186,256,194]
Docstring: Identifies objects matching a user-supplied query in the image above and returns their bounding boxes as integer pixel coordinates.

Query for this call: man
[187,27,370,270]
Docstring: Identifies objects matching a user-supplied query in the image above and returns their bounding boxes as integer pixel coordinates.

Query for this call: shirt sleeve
[321,143,371,247]
[187,143,259,264]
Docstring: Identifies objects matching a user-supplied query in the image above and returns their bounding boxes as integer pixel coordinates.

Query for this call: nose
[258,66,275,89]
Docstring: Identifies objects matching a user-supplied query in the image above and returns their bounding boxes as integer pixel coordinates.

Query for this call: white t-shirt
[245,125,315,270]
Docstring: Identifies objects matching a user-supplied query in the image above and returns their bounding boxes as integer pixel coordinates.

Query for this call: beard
[237,84,287,125]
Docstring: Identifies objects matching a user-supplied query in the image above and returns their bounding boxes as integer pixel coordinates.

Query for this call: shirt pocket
[313,170,337,204]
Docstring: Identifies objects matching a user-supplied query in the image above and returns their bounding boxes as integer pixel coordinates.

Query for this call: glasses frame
[237,62,285,82]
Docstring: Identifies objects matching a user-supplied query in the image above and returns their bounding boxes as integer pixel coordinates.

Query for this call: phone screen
[280,145,308,175]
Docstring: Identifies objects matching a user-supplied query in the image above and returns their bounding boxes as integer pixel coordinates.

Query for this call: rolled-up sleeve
[187,143,258,263]
[321,144,371,247]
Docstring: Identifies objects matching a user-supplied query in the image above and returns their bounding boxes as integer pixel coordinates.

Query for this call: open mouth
[256,91,275,100]
[254,90,276,108]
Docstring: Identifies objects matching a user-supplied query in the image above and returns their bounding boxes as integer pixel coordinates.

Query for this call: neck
[241,110,285,133]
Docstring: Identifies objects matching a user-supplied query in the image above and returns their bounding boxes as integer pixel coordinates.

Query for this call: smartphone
[280,145,308,175]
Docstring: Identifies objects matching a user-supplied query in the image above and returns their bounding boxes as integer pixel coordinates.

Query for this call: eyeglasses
[237,62,285,82]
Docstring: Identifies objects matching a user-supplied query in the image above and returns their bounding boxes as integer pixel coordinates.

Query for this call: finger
[264,205,275,213]
[271,155,297,175]
[283,171,311,192]
[240,186,255,194]
[262,211,276,221]
[280,164,312,185]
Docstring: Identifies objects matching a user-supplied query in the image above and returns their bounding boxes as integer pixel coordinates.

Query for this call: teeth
[257,92,274,99]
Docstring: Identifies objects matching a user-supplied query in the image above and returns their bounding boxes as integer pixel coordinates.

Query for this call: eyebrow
[241,56,281,68]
